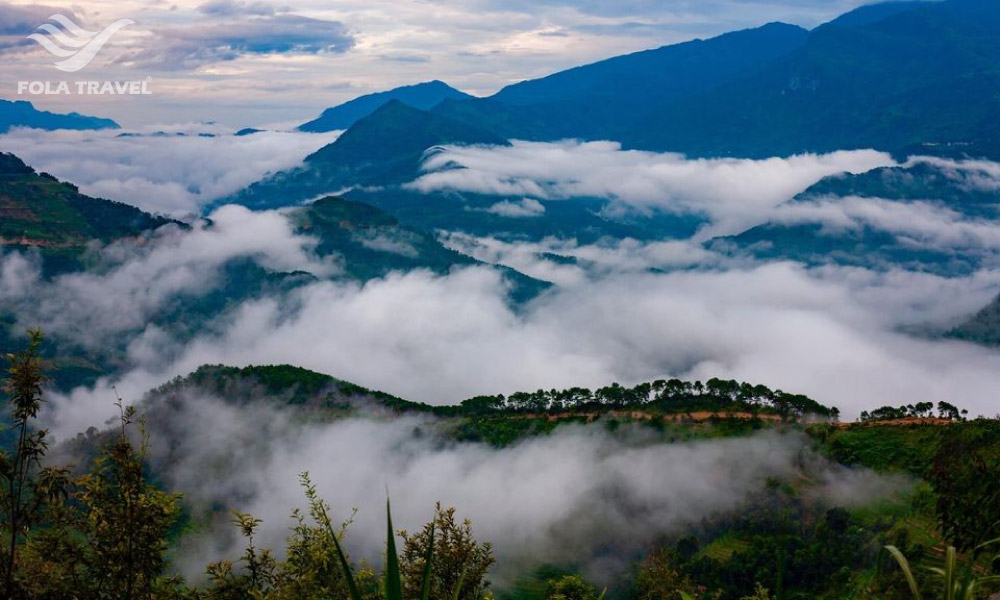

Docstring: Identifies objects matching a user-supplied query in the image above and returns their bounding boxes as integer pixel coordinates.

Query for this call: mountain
[305,0,1000,160]
[0,152,177,273]
[434,22,809,142]
[0,154,547,389]
[0,99,119,133]
[289,195,550,301]
[948,293,1000,346]
[624,0,1000,157]
[230,100,708,242]
[229,0,1000,244]
[298,80,473,133]
[228,100,507,211]
[712,159,1000,275]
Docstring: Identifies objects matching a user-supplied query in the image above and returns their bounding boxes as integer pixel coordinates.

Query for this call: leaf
[885,545,922,600]
[385,498,403,600]
[420,514,436,600]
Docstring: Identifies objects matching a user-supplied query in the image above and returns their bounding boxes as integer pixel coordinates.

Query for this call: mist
[121,390,911,585]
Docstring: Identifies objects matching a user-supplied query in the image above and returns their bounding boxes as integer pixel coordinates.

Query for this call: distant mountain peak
[305,99,506,168]
[297,80,473,133]
[0,98,119,133]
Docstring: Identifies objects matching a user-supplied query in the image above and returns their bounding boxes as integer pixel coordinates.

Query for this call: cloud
[484,197,546,218]
[409,141,895,237]
[0,2,78,36]
[1,205,335,350]
[439,232,716,286]
[121,14,355,70]
[770,196,1000,252]
[32,249,1000,444]
[0,126,341,217]
[0,1,82,52]
[906,155,1000,193]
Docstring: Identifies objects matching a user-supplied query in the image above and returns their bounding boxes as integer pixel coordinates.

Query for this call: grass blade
[945,546,956,600]
[450,564,468,600]
[420,515,436,600]
[326,515,363,600]
[386,498,403,600]
[885,545,923,600]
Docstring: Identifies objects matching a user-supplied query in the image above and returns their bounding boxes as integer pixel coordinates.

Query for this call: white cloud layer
[410,141,895,237]
[0,126,340,216]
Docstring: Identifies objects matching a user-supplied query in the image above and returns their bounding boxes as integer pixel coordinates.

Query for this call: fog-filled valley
[2,0,1000,599]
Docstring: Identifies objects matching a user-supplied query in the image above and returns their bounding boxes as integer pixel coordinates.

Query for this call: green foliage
[400,504,495,600]
[884,539,1000,600]
[634,547,697,600]
[0,329,61,599]
[76,400,183,599]
[927,421,1000,550]
[543,575,600,600]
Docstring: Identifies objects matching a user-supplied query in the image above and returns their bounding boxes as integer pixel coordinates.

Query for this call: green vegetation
[885,539,1000,600]
[1,337,998,600]
[0,152,177,274]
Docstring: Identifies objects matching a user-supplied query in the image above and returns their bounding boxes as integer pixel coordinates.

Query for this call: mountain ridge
[298,80,473,133]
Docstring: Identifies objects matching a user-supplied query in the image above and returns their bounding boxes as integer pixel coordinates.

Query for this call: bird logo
[27,14,133,73]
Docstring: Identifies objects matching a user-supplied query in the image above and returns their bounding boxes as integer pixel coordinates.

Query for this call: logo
[27,14,133,73]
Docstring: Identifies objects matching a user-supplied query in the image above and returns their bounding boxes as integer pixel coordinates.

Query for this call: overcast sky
[1,0,877,127]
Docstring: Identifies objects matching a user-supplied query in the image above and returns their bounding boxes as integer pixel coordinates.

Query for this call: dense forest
[1,332,998,600]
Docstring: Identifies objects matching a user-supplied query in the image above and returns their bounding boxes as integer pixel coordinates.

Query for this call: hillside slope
[0,152,177,273]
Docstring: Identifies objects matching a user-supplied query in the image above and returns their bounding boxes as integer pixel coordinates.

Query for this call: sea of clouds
[2,133,1000,438]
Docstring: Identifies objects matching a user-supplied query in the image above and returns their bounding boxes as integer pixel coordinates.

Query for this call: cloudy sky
[1,0,876,126]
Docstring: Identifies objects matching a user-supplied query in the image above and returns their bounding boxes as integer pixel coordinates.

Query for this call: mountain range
[287,0,999,161]
[0,99,119,134]
[224,0,1000,246]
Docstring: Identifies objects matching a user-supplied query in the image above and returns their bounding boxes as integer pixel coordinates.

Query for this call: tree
[928,422,1000,551]
[634,547,697,600]
[400,504,494,600]
[77,398,183,599]
[544,575,599,600]
[0,330,71,600]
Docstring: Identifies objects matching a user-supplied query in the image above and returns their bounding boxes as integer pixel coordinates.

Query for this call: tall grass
[330,498,437,600]
[885,538,1000,600]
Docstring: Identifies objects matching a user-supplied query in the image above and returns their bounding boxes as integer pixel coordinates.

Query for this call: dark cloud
[0,2,83,52]
[121,14,355,70]
[0,2,75,35]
